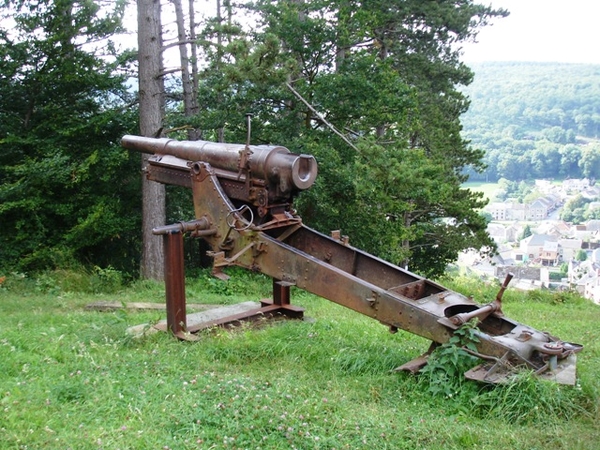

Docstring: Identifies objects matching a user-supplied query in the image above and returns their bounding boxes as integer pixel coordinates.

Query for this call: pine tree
[184,0,506,276]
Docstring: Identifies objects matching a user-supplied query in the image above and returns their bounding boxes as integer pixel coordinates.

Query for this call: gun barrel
[121,135,317,191]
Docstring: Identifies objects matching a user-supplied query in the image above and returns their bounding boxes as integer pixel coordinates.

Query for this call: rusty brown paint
[123,135,582,384]
[163,231,186,336]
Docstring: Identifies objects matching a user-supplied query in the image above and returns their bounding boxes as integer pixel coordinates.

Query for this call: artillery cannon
[123,134,582,384]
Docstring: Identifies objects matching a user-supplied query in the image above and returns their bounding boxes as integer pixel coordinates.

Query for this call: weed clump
[526,289,587,306]
[418,320,480,398]
[417,320,592,424]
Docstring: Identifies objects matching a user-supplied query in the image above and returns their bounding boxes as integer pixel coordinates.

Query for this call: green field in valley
[462,181,501,202]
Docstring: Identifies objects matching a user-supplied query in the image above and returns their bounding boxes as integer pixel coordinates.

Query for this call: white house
[541,240,559,266]
[486,202,511,221]
[586,220,600,233]
[558,238,583,262]
[562,178,590,193]
[571,224,592,240]
[568,257,600,303]
[520,234,558,261]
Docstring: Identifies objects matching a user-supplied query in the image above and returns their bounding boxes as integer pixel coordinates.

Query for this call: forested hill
[461,62,600,182]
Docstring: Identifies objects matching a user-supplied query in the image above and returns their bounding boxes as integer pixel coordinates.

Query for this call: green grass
[1,270,599,449]
[462,181,501,202]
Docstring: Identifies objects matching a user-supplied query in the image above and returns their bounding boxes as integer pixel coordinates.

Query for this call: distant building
[461,177,600,302]
[484,195,560,222]
[562,178,590,193]
[558,238,583,262]
[487,223,509,243]
[568,257,600,304]
[572,224,593,240]
[541,241,559,266]
[505,223,523,242]
[554,221,572,235]
[486,202,511,221]
[512,202,528,221]
[582,185,600,200]
[529,199,549,220]
[586,220,600,233]
[584,277,600,304]
[536,221,564,238]
[495,244,516,266]
[520,234,558,261]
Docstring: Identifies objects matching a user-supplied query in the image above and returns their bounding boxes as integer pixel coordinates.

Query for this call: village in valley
[457,178,600,303]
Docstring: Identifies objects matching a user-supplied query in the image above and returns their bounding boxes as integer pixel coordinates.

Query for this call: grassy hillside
[1,270,599,449]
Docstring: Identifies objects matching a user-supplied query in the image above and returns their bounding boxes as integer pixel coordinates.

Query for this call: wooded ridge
[461,62,600,182]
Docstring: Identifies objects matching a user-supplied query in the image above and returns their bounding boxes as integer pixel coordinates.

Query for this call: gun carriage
[122,134,582,384]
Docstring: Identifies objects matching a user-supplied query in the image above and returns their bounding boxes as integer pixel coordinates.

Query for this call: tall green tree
[579,144,600,179]
[0,0,139,272]
[519,224,532,241]
[186,0,504,276]
[575,249,587,262]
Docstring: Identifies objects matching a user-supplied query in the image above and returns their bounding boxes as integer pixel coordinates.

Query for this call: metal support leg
[163,231,186,336]
[260,279,304,319]
[157,234,303,337]
[273,279,292,306]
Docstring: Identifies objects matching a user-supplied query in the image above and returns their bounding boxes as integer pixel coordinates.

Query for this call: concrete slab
[185,301,261,328]
[126,301,261,338]
[539,354,578,385]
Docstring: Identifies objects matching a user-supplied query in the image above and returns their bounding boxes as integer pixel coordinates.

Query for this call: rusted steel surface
[440,273,512,327]
[123,135,582,384]
[122,135,317,203]
[162,231,186,337]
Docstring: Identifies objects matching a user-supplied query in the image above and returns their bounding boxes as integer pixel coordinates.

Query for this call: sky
[460,0,600,64]
[120,1,600,66]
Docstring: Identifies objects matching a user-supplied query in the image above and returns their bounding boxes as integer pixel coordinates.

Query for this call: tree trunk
[138,0,166,279]
[171,0,200,140]
[216,0,225,142]
[334,5,349,72]
[189,0,200,130]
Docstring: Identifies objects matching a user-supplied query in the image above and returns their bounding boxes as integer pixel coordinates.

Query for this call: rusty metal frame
[153,219,305,337]
[124,135,582,384]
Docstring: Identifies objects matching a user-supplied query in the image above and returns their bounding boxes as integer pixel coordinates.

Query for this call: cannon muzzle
[121,135,318,192]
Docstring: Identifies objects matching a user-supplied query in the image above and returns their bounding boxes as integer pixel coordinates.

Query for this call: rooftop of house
[558,238,583,249]
[586,220,600,231]
[524,233,558,246]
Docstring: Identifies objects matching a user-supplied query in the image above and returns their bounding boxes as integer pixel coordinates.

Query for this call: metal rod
[164,231,186,336]
[495,272,514,303]
[153,217,211,235]
[245,113,253,149]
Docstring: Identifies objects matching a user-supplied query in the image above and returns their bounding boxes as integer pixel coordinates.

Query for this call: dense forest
[1,0,508,278]
[461,62,600,182]
[0,1,141,273]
